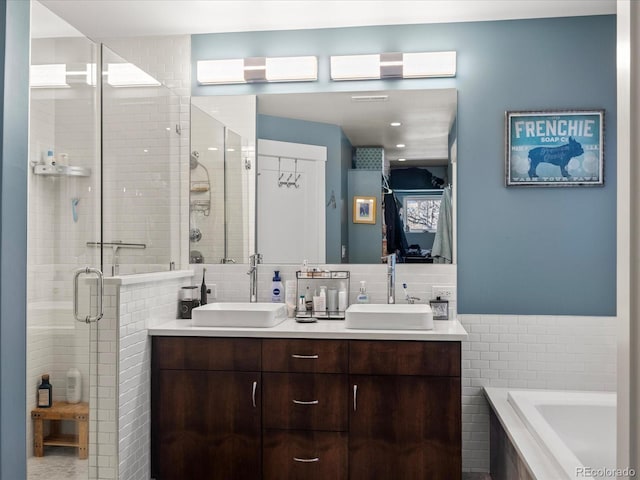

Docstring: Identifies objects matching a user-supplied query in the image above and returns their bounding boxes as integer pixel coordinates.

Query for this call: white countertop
[148,318,467,341]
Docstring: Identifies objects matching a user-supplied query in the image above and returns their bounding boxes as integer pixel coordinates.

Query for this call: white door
[257,139,326,264]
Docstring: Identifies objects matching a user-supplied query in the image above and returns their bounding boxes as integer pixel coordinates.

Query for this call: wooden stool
[31,401,89,459]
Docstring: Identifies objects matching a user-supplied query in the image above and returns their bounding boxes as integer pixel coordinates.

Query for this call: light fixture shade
[107,63,161,87]
[330,54,379,81]
[330,51,456,81]
[265,56,317,82]
[30,64,68,88]
[198,56,318,85]
[403,51,456,78]
[197,59,245,84]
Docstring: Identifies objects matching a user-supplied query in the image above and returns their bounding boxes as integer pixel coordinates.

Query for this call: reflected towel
[432,186,452,264]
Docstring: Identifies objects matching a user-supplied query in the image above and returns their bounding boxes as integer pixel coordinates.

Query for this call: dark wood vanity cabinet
[349,340,462,480]
[262,339,349,480]
[151,337,262,480]
[151,337,461,480]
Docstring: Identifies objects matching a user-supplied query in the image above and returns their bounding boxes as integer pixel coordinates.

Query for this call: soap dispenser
[271,271,284,302]
[356,281,370,304]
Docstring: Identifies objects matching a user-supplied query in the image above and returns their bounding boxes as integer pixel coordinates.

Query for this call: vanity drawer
[263,429,348,480]
[152,337,261,371]
[262,339,348,373]
[349,340,460,377]
[263,373,348,431]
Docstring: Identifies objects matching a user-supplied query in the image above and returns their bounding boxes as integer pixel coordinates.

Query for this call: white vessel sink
[345,304,434,330]
[192,302,287,328]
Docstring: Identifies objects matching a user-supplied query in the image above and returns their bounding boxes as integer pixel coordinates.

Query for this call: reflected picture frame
[505,109,605,187]
[353,196,376,224]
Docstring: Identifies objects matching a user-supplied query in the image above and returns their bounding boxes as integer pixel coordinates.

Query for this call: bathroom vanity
[149,320,466,480]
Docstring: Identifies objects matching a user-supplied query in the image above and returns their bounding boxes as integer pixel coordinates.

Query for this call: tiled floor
[27,447,88,480]
[26,448,491,480]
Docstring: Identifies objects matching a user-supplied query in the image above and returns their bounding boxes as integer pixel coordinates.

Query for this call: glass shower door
[101,45,182,276]
[27,5,104,478]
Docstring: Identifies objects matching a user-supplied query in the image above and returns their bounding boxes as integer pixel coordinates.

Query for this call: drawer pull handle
[252,381,257,408]
[353,384,358,411]
[291,354,319,359]
[292,399,319,405]
[293,457,320,463]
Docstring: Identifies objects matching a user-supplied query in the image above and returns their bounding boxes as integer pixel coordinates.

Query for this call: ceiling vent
[350,95,389,103]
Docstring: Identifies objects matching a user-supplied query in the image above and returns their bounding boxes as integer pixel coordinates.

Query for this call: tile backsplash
[188,263,458,317]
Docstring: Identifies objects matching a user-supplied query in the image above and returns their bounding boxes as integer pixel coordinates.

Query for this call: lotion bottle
[271,271,284,302]
[66,368,82,404]
[356,281,370,304]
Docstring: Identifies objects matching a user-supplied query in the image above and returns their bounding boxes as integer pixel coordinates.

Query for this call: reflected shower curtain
[432,186,452,263]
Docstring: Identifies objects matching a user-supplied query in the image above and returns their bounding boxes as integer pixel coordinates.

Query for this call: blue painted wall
[193,15,617,316]
[0,1,29,478]
[348,170,382,263]
[257,114,352,263]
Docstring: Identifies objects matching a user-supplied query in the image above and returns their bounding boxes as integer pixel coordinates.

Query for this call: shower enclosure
[28,4,182,479]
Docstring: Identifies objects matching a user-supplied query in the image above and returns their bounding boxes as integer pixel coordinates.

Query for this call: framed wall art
[353,196,376,224]
[505,110,604,187]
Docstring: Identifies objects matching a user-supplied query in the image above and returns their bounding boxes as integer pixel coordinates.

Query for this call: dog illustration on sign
[527,137,584,178]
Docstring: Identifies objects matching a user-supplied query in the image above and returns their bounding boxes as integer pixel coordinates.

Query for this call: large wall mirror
[189,88,457,265]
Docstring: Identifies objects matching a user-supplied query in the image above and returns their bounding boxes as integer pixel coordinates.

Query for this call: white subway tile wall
[117,276,186,480]
[459,314,616,472]
[190,263,458,315]
[89,282,119,480]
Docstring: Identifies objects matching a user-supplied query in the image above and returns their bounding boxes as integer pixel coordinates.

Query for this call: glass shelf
[33,165,91,177]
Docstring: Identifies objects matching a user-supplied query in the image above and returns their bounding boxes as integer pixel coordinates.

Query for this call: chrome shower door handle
[73,267,104,323]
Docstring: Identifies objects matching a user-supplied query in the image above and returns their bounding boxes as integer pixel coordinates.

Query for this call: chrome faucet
[247,253,262,302]
[402,283,420,304]
[383,253,396,304]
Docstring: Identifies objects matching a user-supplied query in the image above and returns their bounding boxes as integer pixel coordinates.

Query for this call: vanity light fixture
[397,158,406,162]
[30,64,69,88]
[330,51,456,81]
[197,56,318,85]
[107,63,161,87]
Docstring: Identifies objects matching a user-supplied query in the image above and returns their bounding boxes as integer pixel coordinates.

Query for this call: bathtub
[485,388,617,480]
[508,390,616,479]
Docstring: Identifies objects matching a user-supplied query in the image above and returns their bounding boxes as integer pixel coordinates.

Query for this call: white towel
[432,186,452,264]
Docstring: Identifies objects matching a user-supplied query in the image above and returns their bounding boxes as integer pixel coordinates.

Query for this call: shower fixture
[190,150,211,216]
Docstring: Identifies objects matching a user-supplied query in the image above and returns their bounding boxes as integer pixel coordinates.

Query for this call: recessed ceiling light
[390,122,402,127]
[227,148,235,152]
[397,158,406,162]
[207,147,218,151]
[396,144,406,148]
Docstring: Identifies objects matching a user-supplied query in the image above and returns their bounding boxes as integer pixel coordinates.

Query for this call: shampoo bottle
[356,281,370,304]
[271,271,284,302]
[38,374,52,408]
[66,367,82,404]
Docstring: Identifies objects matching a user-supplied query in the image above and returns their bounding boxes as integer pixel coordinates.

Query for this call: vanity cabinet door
[153,369,261,480]
[349,375,461,480]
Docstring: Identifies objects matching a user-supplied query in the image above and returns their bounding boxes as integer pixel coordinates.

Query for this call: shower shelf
[33,165,91,177]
